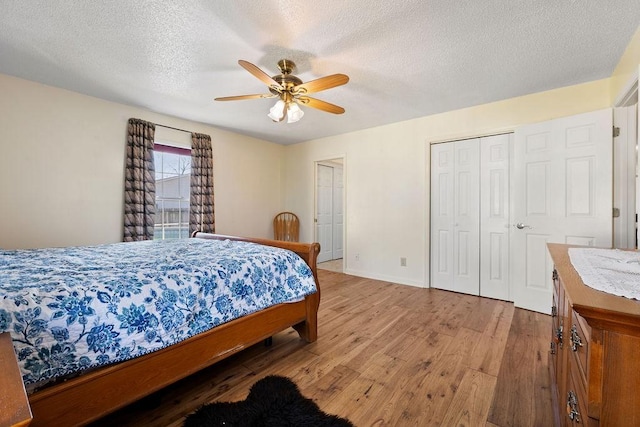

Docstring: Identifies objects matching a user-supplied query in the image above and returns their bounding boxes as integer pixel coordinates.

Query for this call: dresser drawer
[570,309,590,383]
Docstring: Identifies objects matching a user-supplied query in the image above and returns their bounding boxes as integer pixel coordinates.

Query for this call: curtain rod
[155,123,192,134]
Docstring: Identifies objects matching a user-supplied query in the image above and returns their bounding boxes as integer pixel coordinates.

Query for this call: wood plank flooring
[90,270,553,427]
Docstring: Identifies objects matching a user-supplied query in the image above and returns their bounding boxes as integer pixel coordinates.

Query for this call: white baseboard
[342,268,426,288]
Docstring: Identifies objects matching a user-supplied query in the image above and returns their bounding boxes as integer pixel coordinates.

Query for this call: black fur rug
[184,375,354,427]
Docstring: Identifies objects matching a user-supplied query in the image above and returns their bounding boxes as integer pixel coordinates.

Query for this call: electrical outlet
[400,257,407,267]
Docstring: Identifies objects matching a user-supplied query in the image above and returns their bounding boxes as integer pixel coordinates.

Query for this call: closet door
[479,134,512,301]
[431,142,455,291]
[453,140,481,294]
[430,139,480,295]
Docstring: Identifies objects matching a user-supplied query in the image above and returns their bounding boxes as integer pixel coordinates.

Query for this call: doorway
[315,159,344,268]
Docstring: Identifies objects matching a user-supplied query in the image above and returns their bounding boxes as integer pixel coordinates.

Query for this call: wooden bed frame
[0,233,321,427]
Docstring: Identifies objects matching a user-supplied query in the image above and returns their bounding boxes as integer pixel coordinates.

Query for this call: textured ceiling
[1,1,639,145]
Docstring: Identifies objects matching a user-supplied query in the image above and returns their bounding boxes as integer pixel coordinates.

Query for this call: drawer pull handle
[550,341,556,355]
[566,390,581,422]
[551,305,557,318]
[556,325,563,347]
[570,325,583,352]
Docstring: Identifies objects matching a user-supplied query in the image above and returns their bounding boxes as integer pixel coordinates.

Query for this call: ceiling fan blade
[297,96,345,114]
[238,60,283,91]
[214,93,277,101]
[292,74,349,95]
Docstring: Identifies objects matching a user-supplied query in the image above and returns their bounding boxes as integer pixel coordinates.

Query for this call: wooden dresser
[548,244,640,426]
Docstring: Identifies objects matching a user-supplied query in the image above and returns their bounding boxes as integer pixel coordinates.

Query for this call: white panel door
[316,164,333,263]
[430,139,480,295]
[480,134,512,301]
[453,139,481,295]
[332,166,344,259]
[430,142,455,291]
[511,109,613,314]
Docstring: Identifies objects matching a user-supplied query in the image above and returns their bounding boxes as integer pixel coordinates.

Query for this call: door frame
[313,155,346,266]
[613,67,639,249]
[613,105,638,249]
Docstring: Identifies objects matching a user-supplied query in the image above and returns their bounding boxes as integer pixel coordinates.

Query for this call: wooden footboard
[0,234,320,427]
[0,332,32,427]
[193,233,321,342]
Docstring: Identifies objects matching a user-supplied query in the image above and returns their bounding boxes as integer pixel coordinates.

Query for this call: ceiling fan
[215,59,349,123]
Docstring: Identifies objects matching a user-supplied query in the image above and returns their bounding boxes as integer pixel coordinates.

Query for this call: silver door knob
[514,223,531,229]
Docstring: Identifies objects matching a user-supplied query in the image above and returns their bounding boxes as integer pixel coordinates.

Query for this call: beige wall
[285,79,612,287]
[0,74,284,249]
[611,26,640,103]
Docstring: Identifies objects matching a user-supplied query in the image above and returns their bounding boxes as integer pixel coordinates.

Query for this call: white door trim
[613,106,638,249]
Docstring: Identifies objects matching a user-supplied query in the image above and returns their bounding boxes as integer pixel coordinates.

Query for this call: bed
[0,233,320,427]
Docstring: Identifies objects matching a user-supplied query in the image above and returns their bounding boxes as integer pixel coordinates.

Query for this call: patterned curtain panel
[190,133,215,236]
[124,118,156,241]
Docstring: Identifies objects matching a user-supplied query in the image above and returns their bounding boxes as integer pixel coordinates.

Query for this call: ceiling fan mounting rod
[277,59,296,75]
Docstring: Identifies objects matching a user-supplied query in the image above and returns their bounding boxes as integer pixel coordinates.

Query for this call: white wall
[285,79,613,287]
[0,74,284,249]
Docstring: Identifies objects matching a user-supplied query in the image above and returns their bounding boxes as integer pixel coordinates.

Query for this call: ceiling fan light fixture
[217,59,348,121]
[267,100,286,121]
[286,102,304,123]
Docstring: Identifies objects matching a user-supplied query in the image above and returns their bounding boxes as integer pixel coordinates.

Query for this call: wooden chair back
[273,212,300,242]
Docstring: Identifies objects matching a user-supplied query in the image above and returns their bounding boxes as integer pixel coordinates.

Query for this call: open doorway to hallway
[315,158,344,273]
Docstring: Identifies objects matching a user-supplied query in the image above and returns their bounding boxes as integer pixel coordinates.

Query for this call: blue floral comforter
[0,238,317,387]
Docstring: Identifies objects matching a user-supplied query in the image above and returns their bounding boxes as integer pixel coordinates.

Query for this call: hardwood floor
[90,270,553,427]
[318,258,344,273]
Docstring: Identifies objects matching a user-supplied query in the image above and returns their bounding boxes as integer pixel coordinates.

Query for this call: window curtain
[124,118,156,241]
[189,133,215,236]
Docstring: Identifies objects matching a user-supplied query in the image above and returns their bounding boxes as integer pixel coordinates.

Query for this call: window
[154,144,191,239]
